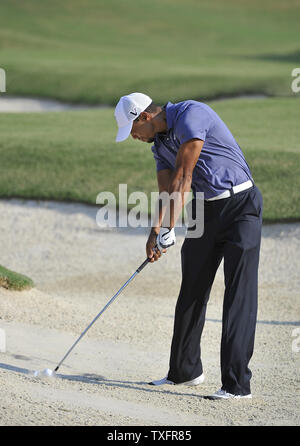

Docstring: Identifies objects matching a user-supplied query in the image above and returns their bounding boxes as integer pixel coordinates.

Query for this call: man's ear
[139,111,149,121]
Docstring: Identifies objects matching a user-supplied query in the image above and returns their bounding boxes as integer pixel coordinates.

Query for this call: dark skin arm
[146,138,204,261]
[146,168,172,262]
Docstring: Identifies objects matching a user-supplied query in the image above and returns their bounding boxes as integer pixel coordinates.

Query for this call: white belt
[206,180,253,201]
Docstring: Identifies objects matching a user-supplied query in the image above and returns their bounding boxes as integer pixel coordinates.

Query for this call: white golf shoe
[209,389,252,399]
[149,373,205,386]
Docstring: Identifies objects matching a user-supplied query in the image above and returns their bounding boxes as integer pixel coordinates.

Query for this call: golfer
[114,92,263,399]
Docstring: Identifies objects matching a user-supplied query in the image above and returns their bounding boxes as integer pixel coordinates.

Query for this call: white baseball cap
[114,92,152,142]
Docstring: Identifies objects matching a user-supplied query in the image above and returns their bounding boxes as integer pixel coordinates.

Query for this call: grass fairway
[0,265,34,291]
[0,97,299,222]
[0,0,299,104]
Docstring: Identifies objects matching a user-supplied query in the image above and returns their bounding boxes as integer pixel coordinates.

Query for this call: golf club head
[31,368,56,378]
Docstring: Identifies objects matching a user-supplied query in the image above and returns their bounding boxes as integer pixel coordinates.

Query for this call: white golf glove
[157,227,176,252]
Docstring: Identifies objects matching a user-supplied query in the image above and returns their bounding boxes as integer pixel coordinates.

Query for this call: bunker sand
[0,199,299,426]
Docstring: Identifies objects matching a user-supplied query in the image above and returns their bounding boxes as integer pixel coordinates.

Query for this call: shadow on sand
[0,361,218,400]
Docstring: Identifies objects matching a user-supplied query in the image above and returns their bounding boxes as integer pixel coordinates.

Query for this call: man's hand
[157,227,176,251]
[146,227,176,262]
[146,228,166,262]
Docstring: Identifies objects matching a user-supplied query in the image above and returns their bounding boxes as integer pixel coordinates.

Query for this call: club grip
[136,244,160,273]
[136,257,151,273]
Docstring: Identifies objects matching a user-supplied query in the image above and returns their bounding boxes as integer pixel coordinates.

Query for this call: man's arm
[166,138,204,229]
[146,168,172,261]
[152,168,173,232]
[146,138,204,260]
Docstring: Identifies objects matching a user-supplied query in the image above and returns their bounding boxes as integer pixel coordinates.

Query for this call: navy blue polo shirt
[151,100,253,200]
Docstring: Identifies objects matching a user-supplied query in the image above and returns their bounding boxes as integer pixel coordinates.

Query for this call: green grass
[0,97,299,221]
[0,265,34,291]
[0,0,299,104]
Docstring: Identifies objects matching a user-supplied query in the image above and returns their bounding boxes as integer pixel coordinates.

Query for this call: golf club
[36,256,151,377]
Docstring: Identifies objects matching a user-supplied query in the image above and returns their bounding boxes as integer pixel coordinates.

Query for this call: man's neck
[154,108,168,134]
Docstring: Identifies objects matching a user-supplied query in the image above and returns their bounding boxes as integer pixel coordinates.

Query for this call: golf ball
[42,368,53,376]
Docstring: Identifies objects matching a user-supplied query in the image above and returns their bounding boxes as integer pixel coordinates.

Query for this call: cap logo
[130,108,138,116]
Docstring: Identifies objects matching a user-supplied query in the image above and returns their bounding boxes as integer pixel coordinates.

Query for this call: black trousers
[167,184,263,395]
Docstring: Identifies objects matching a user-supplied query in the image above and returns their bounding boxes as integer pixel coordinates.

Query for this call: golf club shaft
[54,257,150,372]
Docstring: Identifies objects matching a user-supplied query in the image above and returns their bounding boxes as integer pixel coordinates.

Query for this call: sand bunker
[0,198,299,426]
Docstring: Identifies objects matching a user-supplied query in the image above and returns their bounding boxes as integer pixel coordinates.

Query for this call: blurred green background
[0,0,299,221]
[1,0,299,103]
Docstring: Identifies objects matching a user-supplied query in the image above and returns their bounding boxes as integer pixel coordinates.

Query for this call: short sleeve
[151,145,170,172]
[175,104,213,145]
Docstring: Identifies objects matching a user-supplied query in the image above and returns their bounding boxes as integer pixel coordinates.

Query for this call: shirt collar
[163,101,175,130]
[153,102,175,147]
